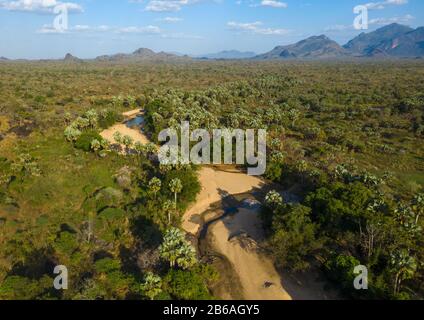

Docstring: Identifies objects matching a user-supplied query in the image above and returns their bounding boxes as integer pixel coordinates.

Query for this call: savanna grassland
[0,60,423,300]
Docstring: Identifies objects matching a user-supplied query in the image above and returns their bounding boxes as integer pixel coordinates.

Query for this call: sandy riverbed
[183,167,265,235]
[100,112,334,300]
[100,109,150,146]
[185,167,293,300]
[209,207,292,300]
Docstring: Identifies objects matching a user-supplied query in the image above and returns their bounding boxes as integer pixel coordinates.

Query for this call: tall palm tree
[148,177,161,199]
[390,250,417,296]
[140,272,162,300]
[159,228,197,269]
[411,193,424,224]
[169,178,183,208]
[163,200,176,225]
[122,135,134,153]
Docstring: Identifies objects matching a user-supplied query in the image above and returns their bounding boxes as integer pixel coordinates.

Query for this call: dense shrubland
[0,61,423,299]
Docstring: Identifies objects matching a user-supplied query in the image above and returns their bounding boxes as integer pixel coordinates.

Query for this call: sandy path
[183,167,264,235]
[210,208,292,300]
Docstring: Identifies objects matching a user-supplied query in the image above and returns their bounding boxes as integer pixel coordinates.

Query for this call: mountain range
[255,23,424,60]
[1,23,424,62]
[94,48,191,62]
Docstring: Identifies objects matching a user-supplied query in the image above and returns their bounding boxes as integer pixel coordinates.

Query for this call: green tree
[122,135,134,153]
[148,177,162,199]
[159,227,197,269]
[390,250,417,296]
[265,190,283,209]
[169,178,183,207]
[411,193,424,224]
[140,272,162,300]
[113,131,123,144]
[163,199,176,225]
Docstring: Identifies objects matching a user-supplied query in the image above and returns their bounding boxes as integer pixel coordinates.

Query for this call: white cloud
[161,32,203,39]
[227,21,290,35]
[158,16,183,23]
[259,0,287,8]
[118,25,161,34]
[145,0,196,12]
[363,0,408,10]
[0,0,83,14]
[37,24,161,34]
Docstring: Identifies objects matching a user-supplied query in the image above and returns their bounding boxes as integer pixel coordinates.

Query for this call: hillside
[255,35,348,60]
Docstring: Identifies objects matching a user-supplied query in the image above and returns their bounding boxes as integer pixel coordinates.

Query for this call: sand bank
[209,207,292,300]
[100,109,150,146]
[183,167,264,235]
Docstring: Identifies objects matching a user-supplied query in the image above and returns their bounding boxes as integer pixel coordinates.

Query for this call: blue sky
[0,0,423,59]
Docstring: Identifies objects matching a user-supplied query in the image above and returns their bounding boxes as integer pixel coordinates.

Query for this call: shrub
[99,109,123,129]
[163,269,213,300]
[75,131,102,152]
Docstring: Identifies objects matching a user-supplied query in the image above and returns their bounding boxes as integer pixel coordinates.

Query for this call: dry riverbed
[100,110,336,300]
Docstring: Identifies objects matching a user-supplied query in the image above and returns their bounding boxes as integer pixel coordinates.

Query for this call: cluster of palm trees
[64,109,99,142]
[112,131,156,157]
[140,226,197,300]
[147,177,182,225]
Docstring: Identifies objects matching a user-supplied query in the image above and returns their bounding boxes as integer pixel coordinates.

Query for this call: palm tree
[411,193,424,224]
[85,109,98,129]
[148,177,162,199]
[163,199,176,225]
[140,272,162,300]
[64,126,81,142]
[122,135,134,153]
[90,139,101,154]
[265,190,283,209]
[296,160,308,185]
[288,109,301,127]
[169,178,183,208]
[159,227,197,269]
[113,131,123,145]
[390,250,417,296]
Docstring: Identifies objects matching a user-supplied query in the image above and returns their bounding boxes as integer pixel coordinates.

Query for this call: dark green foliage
[75,130,102,152]
[163,269,214,300]
[325,254,361,293]
[98,110,123,129]
[262,203,320,271]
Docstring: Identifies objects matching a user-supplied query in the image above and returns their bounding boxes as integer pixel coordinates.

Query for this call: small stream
[125,115,145,128]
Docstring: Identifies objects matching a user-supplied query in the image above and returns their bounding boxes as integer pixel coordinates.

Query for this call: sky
[0,0,423,59]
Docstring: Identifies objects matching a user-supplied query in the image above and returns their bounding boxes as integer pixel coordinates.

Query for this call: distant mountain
[95,48,191,62]
[63,53,82,63]
[365,26,424,57]
[343,23,414,56]
[198,50,257,60]
[0,56,8,61]
[255,35,349,60]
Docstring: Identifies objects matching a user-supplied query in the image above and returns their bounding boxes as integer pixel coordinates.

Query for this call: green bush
[325,254,360,292]
[163,269,213,300]
[99,110,123,129]
[75,131,102,152]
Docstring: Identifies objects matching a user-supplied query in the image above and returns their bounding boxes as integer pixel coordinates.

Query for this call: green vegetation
[0,61,423,300]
